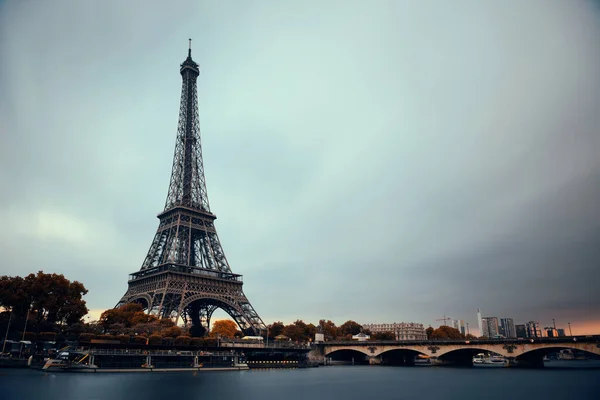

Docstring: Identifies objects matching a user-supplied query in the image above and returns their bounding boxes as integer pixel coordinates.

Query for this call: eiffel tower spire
[117,42,265,336]
[164,38,210,212]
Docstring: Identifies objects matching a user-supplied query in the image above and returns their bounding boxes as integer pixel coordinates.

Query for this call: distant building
[362,322,427,340]
[481,318,489,337]
[544,327,558,338]
[557,328,566,337]
[500,318,516,338]
[525,321,542,338]
[352,333,370,341]
[477,309,483,337]
[515,324,527,338]
[486,317,499,337]
[452,319,466,335]
[480,316,499,338]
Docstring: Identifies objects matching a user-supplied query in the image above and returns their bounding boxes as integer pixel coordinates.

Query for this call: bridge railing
[86,349,239,357]
[220,339,310,350]
[319,335,599,346]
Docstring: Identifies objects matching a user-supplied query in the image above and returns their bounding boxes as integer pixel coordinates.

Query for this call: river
[1,361,599,400]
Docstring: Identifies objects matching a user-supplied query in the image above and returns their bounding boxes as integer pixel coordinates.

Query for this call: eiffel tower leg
[189,302,201,329]
[175,282,189,326]
[157,290,167,318]
[203,305,218,333]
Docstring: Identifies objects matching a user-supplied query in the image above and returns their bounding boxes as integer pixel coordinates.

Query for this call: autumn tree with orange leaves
[210,319,241,338]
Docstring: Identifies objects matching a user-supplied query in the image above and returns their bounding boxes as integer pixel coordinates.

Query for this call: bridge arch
[180,295,254,335]
[436,347,506,366]
[379,348,428,366]
[436,346,509,359]
[324,347,370,357]
[517,345,600,363]
[326,348,371,364]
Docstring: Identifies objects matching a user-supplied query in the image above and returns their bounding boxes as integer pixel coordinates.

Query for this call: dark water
[1,363,599,400]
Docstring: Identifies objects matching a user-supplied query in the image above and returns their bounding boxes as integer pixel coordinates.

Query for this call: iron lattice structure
[117,42,266,336]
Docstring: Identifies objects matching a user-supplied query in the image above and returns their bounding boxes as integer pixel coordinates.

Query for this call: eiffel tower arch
[117,41,266,336]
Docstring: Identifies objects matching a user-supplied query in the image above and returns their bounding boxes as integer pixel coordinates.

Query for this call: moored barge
[38,347,248,373]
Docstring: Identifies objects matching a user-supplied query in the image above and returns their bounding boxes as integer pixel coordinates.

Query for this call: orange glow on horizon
[568,320,600,336]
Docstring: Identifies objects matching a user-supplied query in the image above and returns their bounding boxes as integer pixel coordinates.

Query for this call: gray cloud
[1,0,599,334]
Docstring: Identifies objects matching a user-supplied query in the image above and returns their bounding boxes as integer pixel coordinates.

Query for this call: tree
[267,321,285,339]
[189,324,207,338]
[26,272,89,328]
[319,319,340,340]
[305,323,317,341]
[162,326,183,338]
[425,326,434,339]
[283,320,313,342]
[0,275,29,316]
[99,303,156,330]
[430,326,464,340]
[0,272,88,333]
[372,331,395,340]
[339,320,362,336]
[210,320,238,338]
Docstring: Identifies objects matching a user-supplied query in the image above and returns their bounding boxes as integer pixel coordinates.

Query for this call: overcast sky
[1,0,599,335]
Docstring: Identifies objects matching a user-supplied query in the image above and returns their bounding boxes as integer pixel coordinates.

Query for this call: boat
[37,347,249,373]
[472,353,506,367]
[41,349,97,371]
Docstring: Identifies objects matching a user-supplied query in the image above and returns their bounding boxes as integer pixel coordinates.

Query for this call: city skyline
[1,1,599,335]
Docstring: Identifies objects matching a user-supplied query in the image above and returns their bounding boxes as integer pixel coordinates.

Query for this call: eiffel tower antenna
[117,42,266,336]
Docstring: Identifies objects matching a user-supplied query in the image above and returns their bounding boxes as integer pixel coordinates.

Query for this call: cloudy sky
[1,0,599,335]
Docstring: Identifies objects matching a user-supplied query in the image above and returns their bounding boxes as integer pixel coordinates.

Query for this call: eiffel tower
[117,41,266,336]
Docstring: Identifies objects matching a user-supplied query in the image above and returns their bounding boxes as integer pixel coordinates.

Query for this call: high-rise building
[481,318,489,337]
[452,319,466,335]
[525,321,541,338]
[479,316,500,338]
[477,309,483,337]
[557,328,566,337]
[500,318,516,338]
[515,324,527,338]
[486,317,499,337]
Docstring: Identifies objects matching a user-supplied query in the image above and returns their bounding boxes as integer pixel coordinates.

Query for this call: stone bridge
[313,336,600,367]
